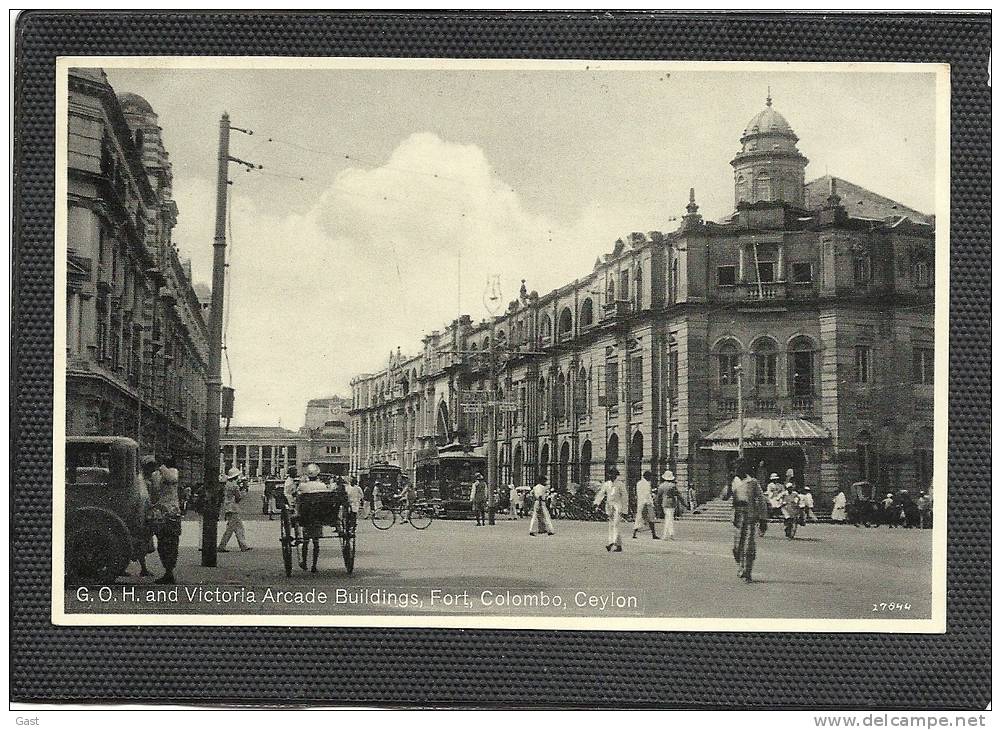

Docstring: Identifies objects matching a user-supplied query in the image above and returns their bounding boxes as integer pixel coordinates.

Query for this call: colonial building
[220,426,303,479]
[349,95,935,509]
[66,68,209,482]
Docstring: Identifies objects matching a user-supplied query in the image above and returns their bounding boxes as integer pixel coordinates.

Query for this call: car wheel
[66,523,128,585]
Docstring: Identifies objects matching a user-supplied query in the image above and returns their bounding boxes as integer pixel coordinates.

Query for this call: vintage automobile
[64,436,150,584]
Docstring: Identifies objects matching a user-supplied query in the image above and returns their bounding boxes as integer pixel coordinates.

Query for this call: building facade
[66,68,209,483]
[220,426,303,479]
[349,96,936,509]
[299,396,352,475]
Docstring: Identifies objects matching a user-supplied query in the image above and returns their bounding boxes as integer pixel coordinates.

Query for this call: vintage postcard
[53,57,949,631]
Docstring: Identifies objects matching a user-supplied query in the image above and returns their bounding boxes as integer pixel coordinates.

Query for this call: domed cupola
[730,91,809,208]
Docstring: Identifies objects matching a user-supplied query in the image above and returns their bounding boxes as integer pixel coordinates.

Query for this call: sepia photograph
[53,57,949,630]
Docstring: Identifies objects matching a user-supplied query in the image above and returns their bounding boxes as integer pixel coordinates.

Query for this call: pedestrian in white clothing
[528,475,555,536]
[594,467,629,552]
[508,484,519,519]
[632,470,659,540]
[657,470,681,540]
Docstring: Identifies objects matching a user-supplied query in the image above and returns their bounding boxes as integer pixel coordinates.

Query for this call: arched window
[580,298,594,328]
[606,433,619,473]
[736,174,748,203]
[482,336,490,352]
[606,278,615,304]
[716,339,741,386]
[539,314,552,342]
[751,337,778,386]
[555,370,566,421]
[539,442,551,484]
[558,307,573,340]
[579,440,592,488]
[788,336,817,396]
[634,266,643,309]
[538,376,548,422]
[576,366,588,415]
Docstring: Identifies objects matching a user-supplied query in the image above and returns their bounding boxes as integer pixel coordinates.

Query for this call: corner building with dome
[349,95,936,512]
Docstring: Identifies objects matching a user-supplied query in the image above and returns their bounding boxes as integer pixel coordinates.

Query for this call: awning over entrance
[700,417,831,451]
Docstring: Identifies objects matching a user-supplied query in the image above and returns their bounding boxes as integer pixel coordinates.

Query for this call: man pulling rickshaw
[279,463,357,576]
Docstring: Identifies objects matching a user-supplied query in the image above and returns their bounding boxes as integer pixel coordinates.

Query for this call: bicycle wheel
[279,508,294,577]
[340,506,357,573]
[371,506,395,530]
[409,506,432,530]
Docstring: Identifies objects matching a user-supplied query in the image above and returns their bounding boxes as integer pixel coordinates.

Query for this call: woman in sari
[730,459,769,583]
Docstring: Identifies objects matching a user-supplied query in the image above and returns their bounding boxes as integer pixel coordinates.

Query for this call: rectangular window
[669,350,679,402]
[791,262,813,284]
[604,360,619,406]
[755,261,776,283]
[629,356,643,404]
[717,265,737,286]
[755,353,777,385]
[913,347,934,385]
[854,345,872,384]
[914,261,931,288]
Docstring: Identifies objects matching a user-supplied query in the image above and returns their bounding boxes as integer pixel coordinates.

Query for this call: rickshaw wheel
[279,507,294,577]
[339,505,357,574]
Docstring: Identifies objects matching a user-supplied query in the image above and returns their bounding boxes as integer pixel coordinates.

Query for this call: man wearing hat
[766,473,785,519]
[632,470,659,540]
[656,470,682,540]
[800,485,816,523]
[218,466,252,553]
[594,466,628,551]
[470,472,488,526]
[297,463,329,571]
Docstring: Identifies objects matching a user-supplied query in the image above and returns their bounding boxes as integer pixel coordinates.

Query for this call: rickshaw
[278,482,356,576]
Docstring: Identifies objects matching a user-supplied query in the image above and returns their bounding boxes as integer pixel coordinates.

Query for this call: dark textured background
[11,12,991,708]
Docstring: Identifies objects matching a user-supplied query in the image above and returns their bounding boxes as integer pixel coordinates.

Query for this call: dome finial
[766,86,772,107]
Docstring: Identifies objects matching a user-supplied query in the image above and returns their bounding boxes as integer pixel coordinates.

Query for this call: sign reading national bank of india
[54,57,948,632]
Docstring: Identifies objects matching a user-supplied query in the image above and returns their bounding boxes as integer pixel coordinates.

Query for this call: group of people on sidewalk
[763,471,815,539]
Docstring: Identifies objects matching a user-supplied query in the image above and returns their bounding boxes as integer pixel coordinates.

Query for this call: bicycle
[371,498,438,530]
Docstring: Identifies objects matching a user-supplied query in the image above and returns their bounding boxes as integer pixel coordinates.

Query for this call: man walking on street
[470,472,488,526]
[529,474,555,536]
[594,466,628,552]
[218,467,252,553]
[781,482,802,539]
[730,459,769,583]
[632,470,659,540]
[657,470,681,540]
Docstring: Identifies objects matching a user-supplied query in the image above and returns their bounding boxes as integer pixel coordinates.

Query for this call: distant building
[219,426,303,479]
[299,396,351,476]
[66,68,209,483]
[349,94,935,509]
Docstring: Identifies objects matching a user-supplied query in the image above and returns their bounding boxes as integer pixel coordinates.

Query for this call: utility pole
[201,112,257,567]
[486,338,498,525]
[736,363,745,459]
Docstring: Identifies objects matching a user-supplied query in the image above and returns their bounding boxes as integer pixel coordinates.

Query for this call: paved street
[67,512,933,621]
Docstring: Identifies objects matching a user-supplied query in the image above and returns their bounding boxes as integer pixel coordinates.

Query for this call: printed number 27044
[872,602,911,612]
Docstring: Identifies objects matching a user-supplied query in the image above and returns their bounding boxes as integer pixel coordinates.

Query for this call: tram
[415,442,487,516]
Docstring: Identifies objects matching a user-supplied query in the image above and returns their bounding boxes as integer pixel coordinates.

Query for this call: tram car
[415,443,487,516]
[359,461,403,505]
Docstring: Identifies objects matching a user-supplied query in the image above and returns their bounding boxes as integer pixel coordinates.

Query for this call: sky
[101,64,939,429]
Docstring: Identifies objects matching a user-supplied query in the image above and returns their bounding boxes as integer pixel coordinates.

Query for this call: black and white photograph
[54,57,949,631]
